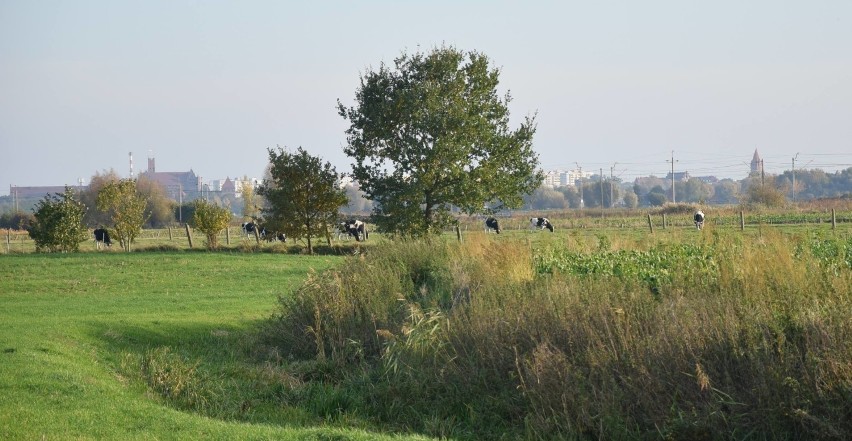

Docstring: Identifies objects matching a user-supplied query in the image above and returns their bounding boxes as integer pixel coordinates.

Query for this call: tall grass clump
[261,232,852,440]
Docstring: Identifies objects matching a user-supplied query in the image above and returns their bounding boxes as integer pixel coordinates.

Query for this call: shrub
[27,187,90,253]
[188,200,232,250]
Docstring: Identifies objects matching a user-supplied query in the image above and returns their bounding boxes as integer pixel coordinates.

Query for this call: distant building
[750,149,763,175]
[665,171,692,182]
[543,170,561,188]
[232,177,261,197]
[541,169,591,188]
[138,157,202,201]
[221,177,235,194]
[694,176,719,184]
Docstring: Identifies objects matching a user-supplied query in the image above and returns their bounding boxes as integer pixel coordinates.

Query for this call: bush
[188,200,232,250]
[27,187,90,253]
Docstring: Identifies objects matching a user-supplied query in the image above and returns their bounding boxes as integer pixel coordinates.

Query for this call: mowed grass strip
[0,252,431,440]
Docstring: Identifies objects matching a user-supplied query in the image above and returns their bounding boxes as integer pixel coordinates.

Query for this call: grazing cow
[93,228,112,249]
[242,222,265,239]
[336,222,350,241]
[530,217,554,232]
[265,231,286,243]
[694,210,705,230]
[485,217,501,234]
[339,219,368,242]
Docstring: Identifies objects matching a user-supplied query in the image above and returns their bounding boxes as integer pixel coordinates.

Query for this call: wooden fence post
[740,211,745,231]
[455,225,462,242]
[5,229,9,254]
[226,227,230,245]
[253,227,260,244]
[662,213,667,229]
[647,214,654,233]
[185,224,193,248]
[168,226,173,241]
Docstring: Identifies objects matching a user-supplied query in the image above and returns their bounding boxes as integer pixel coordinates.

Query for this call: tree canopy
[338,46,541,237]
[256,147,348,255]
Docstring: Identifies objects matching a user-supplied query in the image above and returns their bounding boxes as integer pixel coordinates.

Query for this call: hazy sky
[2,1,851,196]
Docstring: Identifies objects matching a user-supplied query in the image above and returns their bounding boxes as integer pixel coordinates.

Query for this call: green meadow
[0,252,432,440]
[1,213,851,440]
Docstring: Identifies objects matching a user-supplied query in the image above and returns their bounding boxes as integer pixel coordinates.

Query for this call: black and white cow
[267,231,286,243]
[530,217,554,232]
[693,210,705,230]
[339,219,368,242]
[93,228,112,249]
[242,222,265,239]
[485,217,501,234]
[243,221,287,242]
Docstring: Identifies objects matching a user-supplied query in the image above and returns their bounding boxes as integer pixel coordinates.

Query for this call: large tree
[256,147,348,255]
[338,46,541,237]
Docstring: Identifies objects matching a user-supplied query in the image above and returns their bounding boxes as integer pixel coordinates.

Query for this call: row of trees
[25,182,233,252]
[522,168,852,211]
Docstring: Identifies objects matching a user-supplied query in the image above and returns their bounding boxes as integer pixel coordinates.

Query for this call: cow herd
[485,217,555,233]
[90,211,708,249]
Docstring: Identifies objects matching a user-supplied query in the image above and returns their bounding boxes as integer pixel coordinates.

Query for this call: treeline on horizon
[527,166,852,210]
[2,166,852,228]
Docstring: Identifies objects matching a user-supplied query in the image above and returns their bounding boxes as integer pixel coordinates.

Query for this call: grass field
[1,209,850,439]
[0,252,434,440]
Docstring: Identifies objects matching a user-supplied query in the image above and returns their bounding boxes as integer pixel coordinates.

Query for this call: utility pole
[666,151,678,204]
[792,153,799,203]
[600,168,604,217]
[610,162,618,209]
[575,162,583,210]
[178,183,183,224]
[760,159,765,187]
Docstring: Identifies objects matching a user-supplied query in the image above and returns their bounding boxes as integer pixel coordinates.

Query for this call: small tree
[136,175,175,227]
[189,199,232,250]
[647,186,668,206]
[257,147,348,255]
[80,169,121,227]
[28,187,89,252]
[743,176,787,207]
[97,179,148,252]
[240,175,261,221]
[623,191,639,209]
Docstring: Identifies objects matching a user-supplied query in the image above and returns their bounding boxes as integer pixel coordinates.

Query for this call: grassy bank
[0,252,432,440]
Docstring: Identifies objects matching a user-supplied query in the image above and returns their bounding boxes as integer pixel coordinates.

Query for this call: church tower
[750,149,762,175]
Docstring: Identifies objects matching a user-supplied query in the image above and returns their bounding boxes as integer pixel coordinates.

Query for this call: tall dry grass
[262,231,851,439]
